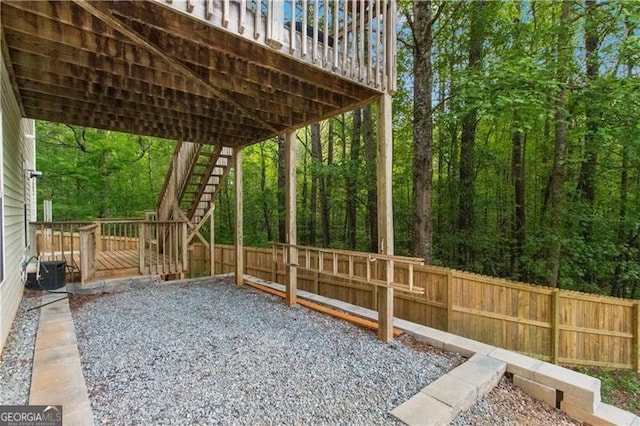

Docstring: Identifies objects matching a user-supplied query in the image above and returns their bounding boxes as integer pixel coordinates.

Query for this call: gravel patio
[71,278,462,425]
[0,277,580,425]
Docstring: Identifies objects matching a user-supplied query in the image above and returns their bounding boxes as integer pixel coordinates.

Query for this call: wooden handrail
[272,242,424,295]
[272,242,425,265]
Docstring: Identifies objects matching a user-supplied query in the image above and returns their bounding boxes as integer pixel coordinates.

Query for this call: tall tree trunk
[457,0,486,266]
[346,109,361,250]
[510,3,525,279]
[611,20,634,298]
[321,119,334,246]
[277,135,286,242]
[412,0,434,263]
[363,105,377,253]
[301,131,309,244]
[547,1,571,288]
[310,123,322,245]
[576,0,600,239]
[259,142,272,242]
[511,112,525,279]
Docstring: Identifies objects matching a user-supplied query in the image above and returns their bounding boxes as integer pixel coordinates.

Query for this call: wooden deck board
[97,250,138,271]
[40,249,140,280]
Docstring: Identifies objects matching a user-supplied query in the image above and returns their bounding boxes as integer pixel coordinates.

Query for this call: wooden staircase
[158,142,234,225]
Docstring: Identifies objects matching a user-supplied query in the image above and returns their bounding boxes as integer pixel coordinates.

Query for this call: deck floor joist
[1,0,380,147]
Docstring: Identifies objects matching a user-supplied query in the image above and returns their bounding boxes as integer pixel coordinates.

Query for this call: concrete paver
[534,362,601,412]
[444,335,495,357]
[488,347,544,380]
[390,392,453,426]
[421,373,477,413]
[513,375,556,407]
[30,291,94,426]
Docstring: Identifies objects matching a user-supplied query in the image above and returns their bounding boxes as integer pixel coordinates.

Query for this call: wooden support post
[377,93,394,343]
[95,220,102,252]
[551,289,560,364]
[210,205,215,276]
[285,129,297,306]
[234,148,244,286]
[180,222,187,279]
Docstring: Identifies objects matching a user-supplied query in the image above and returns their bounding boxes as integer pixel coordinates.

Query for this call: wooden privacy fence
[203,244,640,371]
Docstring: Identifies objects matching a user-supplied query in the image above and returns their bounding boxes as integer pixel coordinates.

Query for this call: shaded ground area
[72,278,462,424]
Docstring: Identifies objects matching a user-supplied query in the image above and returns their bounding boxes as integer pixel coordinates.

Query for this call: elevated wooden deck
[32,221,188,284]
[1,0,394,148]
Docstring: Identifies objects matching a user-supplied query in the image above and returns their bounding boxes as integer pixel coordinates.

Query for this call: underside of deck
[1,0,382,147]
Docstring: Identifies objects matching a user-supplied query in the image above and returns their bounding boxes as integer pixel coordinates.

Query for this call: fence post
[95,220,102,252]
[551,289,560,364]
[634,302,640,373]
[446,270,454,333]
[271,244,277,283]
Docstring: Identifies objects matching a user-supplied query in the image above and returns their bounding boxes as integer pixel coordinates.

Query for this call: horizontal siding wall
[0,54,33,355]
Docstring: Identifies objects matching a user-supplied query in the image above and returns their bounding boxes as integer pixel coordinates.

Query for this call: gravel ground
[0,280,589,424]
[0,293,41,405]
[72,278,463,425]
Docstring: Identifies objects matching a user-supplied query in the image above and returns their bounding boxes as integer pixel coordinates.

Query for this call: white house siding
[0,53,36,355]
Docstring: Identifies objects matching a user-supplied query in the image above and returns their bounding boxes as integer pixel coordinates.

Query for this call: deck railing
[30,219,189,283]
[96,219,142,252]
[272,242,425,294]
[157,142,201,221]
[139,221,188,276]
[156,0,397,92]
[30,221,94,283]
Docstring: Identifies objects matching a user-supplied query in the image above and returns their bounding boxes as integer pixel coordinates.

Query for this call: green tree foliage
[35,1,640,299]
[35,121,174,220]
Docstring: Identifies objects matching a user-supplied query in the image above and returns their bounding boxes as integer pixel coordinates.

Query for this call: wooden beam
[285,129,298,306]
[20,102,255,147]
[6,44,296,130]
[210,206,215,276]
[377,93,394,342]
[71,0,279,133]
[234,148,244,286]
[18,89,262,140]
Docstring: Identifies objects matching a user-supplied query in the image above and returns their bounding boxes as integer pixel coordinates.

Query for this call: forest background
[35,1,640,299]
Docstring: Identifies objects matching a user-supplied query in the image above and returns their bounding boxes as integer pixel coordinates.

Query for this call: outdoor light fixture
[28,170,43,178]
